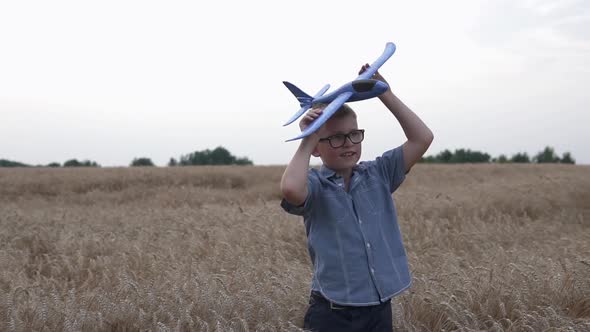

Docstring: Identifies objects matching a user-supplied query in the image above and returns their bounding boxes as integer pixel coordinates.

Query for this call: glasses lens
[349,130,364,143]
[330,134,346,148]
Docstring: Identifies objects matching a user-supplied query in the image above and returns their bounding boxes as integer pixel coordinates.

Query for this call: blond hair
[312,103,357,120]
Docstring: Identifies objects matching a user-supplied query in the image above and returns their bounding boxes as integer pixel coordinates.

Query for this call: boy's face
[314,114,362,172]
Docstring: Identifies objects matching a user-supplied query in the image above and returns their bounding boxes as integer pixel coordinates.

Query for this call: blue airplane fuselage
[312,79,389,105]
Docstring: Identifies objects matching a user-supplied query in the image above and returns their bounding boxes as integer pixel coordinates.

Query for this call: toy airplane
[283,42,396,141]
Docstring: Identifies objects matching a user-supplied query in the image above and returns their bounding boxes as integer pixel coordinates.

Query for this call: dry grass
[0,164,589,331]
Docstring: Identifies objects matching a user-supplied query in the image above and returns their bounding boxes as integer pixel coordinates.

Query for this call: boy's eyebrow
[323,132,345,137]
[330,129,359,135]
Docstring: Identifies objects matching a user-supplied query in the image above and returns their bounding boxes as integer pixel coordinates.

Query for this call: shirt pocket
[319,191,348,222]
[358,177,389,214]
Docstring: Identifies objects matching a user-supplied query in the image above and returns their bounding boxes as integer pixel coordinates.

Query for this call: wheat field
[0,164,589,331]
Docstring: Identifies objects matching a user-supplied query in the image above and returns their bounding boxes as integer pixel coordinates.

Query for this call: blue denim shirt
[281,145,411,306]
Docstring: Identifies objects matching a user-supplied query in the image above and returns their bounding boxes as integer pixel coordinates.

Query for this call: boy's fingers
[307,111,321,121]
[359,63,370,75]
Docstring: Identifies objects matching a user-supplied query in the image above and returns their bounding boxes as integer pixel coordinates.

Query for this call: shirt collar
[319,163,365,179]
[320,164,337,178]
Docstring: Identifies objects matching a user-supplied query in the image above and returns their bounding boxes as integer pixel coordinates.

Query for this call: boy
[280,64,433,331]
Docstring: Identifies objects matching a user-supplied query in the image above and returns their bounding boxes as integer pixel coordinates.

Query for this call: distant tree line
[168,146,253,166]
[0,159,29,167]
[1,146,575,167]
[130,157,155,167]
[63,159,101,167]
[419,146,575,164]
[0,158,101,168]
[0,146,253,167]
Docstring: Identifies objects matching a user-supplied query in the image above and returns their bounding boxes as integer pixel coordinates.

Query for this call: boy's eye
[331,134,346,142]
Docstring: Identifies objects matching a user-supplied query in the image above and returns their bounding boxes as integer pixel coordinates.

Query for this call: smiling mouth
[340,152,356,157]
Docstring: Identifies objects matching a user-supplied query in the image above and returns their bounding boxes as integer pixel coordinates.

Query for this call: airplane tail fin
[283,82,330,126]
[283,81,313,107]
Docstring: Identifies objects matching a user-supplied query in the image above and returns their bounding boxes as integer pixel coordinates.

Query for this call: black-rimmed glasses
[319,129,365,148]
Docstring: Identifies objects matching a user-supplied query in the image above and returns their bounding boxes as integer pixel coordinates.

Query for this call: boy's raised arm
[359,64,434,173]
[280,109,322,206]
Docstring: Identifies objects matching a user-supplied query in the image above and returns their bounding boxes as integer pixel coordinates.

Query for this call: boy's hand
[359,63,389,85]
[299,107,323,136]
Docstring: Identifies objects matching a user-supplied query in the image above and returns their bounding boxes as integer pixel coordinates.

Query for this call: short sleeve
[280,173,317,217]
[373,145,406,193]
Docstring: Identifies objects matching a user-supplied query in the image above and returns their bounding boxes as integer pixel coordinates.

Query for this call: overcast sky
[1,0,589,166]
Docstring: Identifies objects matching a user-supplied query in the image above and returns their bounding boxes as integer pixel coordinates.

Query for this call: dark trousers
[303,291,393,332]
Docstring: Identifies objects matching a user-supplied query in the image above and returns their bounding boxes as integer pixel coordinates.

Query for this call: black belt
[310,291,390,311]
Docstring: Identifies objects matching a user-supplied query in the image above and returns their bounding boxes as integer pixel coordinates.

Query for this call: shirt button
[366,243,371,249]
[371,268,375,274]
[358,219,362,224]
